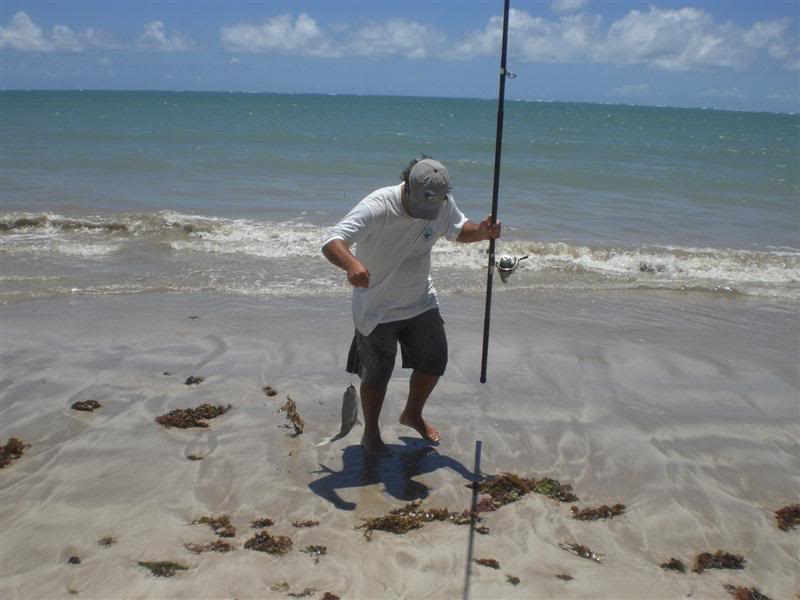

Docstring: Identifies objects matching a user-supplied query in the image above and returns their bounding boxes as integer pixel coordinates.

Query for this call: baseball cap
[407,158,450,220]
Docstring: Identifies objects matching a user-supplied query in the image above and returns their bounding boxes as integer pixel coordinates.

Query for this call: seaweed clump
[774,504,800,531]
[357,499,480,541]
[288,588,316,598]
[192,515,236,538]
[0,438,30,468]
[184,540,235,554]
[660,558,687,573]
[270,582,290,593]
[570,504,626,521]
[156,404,231,428]
[185,375,205,385]
[532,477,579,503]
[469,473,578,511]
[250,517,275,529]
[71,400,101,412]
[692,551,746,574]
[321,594,340,600]
[723,585,772,600]
[506,575,520,585]
[559,541,605,563]
[137,561,189,577]
[263,385,278,397]
[244,531,293,555]
[279,396,304,435]
[293,520,319,528]
[0,437,28,463]
[475,558,500,569]
[301,544,327,564]
[97,537,116,547]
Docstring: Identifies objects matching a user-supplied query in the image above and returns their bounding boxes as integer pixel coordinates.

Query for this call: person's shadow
[309,437,481,511]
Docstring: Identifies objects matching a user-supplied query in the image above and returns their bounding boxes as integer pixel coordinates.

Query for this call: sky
[1,0,798,112]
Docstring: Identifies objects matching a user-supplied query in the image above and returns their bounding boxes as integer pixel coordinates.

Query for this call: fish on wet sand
[316,385,360,446]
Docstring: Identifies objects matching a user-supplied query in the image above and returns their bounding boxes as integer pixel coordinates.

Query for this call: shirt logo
[423,227,433,241]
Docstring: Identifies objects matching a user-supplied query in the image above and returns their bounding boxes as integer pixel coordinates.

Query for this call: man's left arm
[456,216,501,243]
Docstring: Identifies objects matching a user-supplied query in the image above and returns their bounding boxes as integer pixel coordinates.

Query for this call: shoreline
[1,290,797,599]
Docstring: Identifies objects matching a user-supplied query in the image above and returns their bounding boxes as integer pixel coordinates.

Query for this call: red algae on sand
[723,584,773,600]
[192,515,236,538]
[692,551,746,574]
[156,403,231,428]
[475,558,500,569]
[137,561,189,577]
[278,396,304,435]
[184,540,236,553]
[250,517,275,529]
[71,400,102,412]
[570,504,626,521]
[292,520,320,528]
[357,499,480,541]
[774,504,800,531]
[559,541,605,563]
[0,437,30,468]
[469,473,579,511]
[244,531,293,555]
[660,558,687,573]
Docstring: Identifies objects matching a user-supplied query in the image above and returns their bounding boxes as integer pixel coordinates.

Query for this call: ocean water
[1,90,798,303]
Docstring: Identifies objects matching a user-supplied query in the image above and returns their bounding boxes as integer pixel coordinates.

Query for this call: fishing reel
[495,254,528,283]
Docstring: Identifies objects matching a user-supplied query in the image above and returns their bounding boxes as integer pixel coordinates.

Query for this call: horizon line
[1,87,797,116]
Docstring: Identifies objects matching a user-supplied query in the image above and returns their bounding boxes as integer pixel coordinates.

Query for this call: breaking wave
[1,211,797,300]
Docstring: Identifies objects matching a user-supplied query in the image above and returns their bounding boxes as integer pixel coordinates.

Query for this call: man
[322,157,501,455]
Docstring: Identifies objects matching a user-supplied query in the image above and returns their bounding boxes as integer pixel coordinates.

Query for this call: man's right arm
[322,239,370,288]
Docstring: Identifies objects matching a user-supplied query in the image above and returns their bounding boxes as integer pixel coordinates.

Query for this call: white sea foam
[169,217,325,259]
[2,210,798,300]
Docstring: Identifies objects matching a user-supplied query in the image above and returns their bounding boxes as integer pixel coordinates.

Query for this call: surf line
[480,0,515,384]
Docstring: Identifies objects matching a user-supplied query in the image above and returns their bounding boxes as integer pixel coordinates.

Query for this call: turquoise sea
[1,90,798,302]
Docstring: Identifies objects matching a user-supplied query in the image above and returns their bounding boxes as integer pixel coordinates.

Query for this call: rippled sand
[1,291,797,599]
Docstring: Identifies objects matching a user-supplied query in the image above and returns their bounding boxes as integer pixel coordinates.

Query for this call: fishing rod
[480,0,514,384]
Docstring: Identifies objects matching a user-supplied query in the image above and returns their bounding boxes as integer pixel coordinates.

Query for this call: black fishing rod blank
[480,0,512,384]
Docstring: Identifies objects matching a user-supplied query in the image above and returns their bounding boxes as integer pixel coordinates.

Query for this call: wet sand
[0,291,797,599]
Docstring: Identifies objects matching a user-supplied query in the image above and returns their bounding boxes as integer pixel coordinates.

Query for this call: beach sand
[1,290,797,599]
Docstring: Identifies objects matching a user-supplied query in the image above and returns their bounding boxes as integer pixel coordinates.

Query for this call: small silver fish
[316,384,361,446]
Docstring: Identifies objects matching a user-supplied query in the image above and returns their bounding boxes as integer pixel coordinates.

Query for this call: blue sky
[1,1,798,112]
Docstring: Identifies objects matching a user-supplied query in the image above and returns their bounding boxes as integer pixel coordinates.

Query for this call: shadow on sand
[309,437,481,511]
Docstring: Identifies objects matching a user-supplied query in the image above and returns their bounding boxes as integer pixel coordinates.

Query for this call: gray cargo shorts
[346,308,448,390]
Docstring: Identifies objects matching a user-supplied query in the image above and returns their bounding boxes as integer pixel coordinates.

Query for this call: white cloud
[0,11,115,52]
[743,18,799,70]
[601,6,753,71]
[610,83,650,97]
[138,21,194,52]
[449,9,601,63]
[550,1,590,15]
[220,13,333,56]
[767,92,799,102]
[700,87,745,99]
[448,6,797,72]
[228,56,241,65]
[346,18,442,59]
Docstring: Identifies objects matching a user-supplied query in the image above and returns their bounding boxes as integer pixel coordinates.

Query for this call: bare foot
[399,412,441,444]
[361,433,390,456]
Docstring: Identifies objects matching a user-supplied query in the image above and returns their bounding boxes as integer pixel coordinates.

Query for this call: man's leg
[360,382,389,454]
[399,371,441,443]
